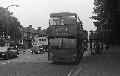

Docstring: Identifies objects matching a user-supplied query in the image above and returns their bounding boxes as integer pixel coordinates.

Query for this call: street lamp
[5,5,19,39]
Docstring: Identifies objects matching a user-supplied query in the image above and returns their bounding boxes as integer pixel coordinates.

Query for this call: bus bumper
[48,53,77,62]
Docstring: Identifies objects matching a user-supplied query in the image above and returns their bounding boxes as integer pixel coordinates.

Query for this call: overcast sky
[0,0,96,31]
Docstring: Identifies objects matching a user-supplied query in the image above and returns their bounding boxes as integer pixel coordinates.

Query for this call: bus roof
[50,12,77,18]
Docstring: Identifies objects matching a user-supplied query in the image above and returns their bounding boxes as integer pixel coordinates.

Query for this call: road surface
[0,49,75,76]
[0,43,93,76]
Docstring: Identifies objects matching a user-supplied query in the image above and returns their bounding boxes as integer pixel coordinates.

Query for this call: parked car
[0,42,19,59]
[10,42,25,51]
[31,46,45,54]
[0,47,19,59]
[42,45,48,52]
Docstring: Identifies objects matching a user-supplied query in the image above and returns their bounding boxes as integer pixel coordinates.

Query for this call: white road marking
[67,66,78,76]
[67,48,91,76]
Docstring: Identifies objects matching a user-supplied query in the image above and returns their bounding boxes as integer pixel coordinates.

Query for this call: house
[35,27,47,37]
[18,25,48,49]
[25,25,36,48]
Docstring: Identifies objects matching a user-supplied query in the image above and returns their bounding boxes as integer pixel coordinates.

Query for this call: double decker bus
[48,12,85,63]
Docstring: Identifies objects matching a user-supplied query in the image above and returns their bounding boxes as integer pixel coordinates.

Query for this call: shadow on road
[50,61,83,65]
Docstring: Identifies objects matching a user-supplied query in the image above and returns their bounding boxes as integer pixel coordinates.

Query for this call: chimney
[29,25,32,28]
[38,27,41,30]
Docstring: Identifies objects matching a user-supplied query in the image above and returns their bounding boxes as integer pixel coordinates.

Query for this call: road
[0,43,92,76]
[0,49,76,76]
[0,44,119,76]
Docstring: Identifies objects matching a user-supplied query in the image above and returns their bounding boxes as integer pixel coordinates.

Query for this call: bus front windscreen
[50,38,77,49]
[50,38,62,49]
[63,38,77,48]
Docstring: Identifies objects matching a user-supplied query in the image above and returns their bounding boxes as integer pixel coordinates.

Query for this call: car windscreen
[9,43,18,49]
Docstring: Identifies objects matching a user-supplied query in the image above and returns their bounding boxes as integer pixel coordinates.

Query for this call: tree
[92,0,119,44]
[0,7,22,40]
[92,0,111,30]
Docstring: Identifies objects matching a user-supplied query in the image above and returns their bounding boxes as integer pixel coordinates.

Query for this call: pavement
[83,43,95,56]
[68,45,120,76]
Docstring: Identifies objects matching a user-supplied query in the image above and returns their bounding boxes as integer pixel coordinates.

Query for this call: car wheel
[40,51,44,54]
[79,54,83,60]
[14,55,18,58]
[73,60,79,65]
[4,55,9,60]
[31,52,34,54]
[37,50,40,54]
[53,61,59,64]
[17,52,19,55]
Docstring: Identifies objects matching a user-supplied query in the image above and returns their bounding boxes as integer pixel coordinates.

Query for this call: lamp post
[5,5,19,40]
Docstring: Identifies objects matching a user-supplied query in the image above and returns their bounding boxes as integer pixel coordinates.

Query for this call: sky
[0,0,97,31]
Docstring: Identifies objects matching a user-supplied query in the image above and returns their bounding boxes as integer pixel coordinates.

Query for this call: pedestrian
[105,40,110,50]
[89,38,93,54]
[89,30,94,54]
[94,38,101,54]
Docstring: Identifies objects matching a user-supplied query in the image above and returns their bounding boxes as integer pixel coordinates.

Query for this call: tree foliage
[92,0,111,31]
[0,7,22,40]
[92,0,119,44]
